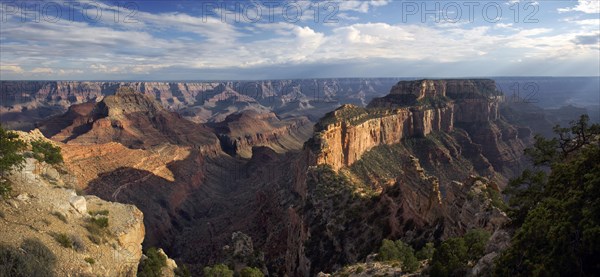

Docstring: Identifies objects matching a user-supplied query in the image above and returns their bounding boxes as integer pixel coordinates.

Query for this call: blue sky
[0,0,598,80]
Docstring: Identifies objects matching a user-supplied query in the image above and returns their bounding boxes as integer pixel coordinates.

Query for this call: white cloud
[0,1,598,79]
[0,64,24,73]
[570,19,600,26]
[558,0,600,14]
[31,67,54,74]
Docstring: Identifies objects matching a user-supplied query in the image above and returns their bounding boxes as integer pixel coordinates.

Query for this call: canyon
[0,79,402,131]
[0,78,560,275]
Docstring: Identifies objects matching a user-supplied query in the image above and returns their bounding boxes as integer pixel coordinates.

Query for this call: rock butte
[311,79,519,172]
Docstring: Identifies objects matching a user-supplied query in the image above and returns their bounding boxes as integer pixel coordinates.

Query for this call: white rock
[16,193,30,202]
[69,195,87,214]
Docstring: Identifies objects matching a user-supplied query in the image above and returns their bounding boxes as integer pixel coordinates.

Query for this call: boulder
[69,195,87,214]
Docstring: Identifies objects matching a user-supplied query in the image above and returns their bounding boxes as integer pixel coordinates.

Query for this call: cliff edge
[0,130,145,276]
[309,79,525,182]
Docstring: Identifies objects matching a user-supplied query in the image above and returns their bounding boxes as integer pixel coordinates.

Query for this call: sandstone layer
[311,79,521,176]
[211,110,313,158]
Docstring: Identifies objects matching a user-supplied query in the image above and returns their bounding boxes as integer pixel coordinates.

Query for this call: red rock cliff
[311,79,509,171]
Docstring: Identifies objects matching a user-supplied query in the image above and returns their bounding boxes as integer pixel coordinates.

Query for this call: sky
[0,0,599,80]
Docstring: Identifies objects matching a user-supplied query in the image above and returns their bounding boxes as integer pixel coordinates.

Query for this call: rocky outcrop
[310,104,454,171]
[0,131,145,276]
[38,88,222,155]
[311,79,526,178]
[212,110,313,158]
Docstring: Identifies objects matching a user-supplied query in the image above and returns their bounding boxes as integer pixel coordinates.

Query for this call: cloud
[31,67,54,74]
[0,64,24,73]
[573,33,600,46]
[570,19,600,26]
[558,0,600,14]
[1,1,598,79]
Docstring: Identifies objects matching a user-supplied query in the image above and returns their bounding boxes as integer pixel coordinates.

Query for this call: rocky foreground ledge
[0,130,146,276]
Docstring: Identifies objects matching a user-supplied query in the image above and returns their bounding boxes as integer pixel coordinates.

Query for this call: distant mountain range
[2,77,597,132]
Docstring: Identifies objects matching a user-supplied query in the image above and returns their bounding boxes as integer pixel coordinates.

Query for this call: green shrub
[88,210,109,216]
[0,125,27,179]
[0,238,56,276]
[85,223,102,237]
[378,239,400,261]
[429,228,491,277]
[31,139,63,165]
[85,216,110,244]
[430,237,468,277]
[137,247,167,277]
[203,263,233,277]
[463,229,490,261]
[85,257,95,265]
[0,179,13,199]
[394,240,419,273]
[52,232,73,249]
[90,217,109,228]
[496,115,600,276]
[174,264,191,277]
[415,242,435,261]
[484,186,508,211]
[240,266,263,277]
[355,266,365,274]
[30,139,63,165]
[377,239,419,273]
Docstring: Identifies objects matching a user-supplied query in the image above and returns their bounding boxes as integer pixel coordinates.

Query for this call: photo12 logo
[399,1,540,23]
[1,1,139,23]
[201,1,339,24]
[0,1,341,24]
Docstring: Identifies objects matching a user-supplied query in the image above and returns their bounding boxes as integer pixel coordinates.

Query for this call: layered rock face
[311,79,524,178]
[38,88,221,154]
[311,105,454,171]
[1,79,401,130]
[211,110,313,158]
